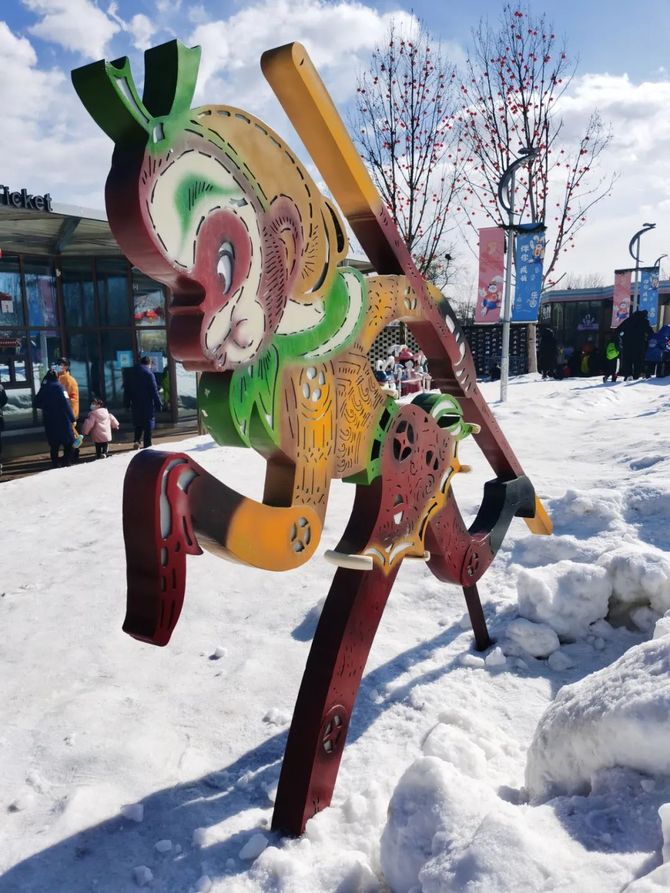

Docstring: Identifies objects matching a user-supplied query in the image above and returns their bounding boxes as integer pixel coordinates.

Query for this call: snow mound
[549,487,625,534]
[600,546,670,617]
[380,757,494,893]
[517,560,612,640]
[422,723,488,779]
[526,637,670,801]
[504,617,560,658]
[625,864,670,892]
[655,612,670,640]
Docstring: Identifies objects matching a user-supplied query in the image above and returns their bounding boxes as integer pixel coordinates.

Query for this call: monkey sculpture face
[108,112,347,372]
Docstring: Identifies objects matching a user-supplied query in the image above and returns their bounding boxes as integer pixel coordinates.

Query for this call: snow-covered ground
[1,375,670,893]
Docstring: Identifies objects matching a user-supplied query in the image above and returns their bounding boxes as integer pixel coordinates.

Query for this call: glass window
[0,254,25,327]
[101,330,135,409]
[175,361,198,418]
[25,257,58,327]
[65,331,100,409]
[30,329,62,387]
[0,329,29,383]
[2,384,34,429]
[132,269,166,326]
[551,303,564,333]
[61,258,95,327]
[97,258,131,326]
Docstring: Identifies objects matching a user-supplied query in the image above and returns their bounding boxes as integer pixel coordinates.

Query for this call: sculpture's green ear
[141,41,201,120]
[71,40,201,149]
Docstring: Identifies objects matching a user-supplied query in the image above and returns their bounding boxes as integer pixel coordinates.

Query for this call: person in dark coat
[125,356,162,449]
[34,370,76,467]
[617,309,654,380]
[537,326,558,379]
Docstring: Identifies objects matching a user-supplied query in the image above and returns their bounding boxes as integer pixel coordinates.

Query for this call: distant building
[540,281,670,350]
[0,189,198,445]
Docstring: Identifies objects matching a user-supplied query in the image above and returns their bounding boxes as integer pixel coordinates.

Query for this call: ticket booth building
[0,192,198,441]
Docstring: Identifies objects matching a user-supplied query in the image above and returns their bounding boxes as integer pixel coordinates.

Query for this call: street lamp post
[628,222,655,314]
[497,148,538,402]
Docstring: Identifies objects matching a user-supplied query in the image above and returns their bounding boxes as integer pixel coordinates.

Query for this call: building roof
[0,202,121,257]
[0,203,378,270]
[543,280,670,303]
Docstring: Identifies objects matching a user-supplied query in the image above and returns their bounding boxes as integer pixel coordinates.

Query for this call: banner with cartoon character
[638,267,659,326]
[511,224,545,322]
[611,269,632,327]
[475,227,505,324]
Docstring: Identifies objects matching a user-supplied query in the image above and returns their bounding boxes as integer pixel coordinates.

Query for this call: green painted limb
[411,392,475,441]
[230,346,281,451]
[72,56,152,148]
[343,397,399,486]
[199,372,249,448]
[276,268,365,359]
[200,347,282,452]
[142,41,201,120]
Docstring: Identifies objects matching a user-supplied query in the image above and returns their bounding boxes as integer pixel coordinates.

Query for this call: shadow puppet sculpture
[73,40,552,835]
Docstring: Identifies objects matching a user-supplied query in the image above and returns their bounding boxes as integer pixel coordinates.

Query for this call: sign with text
[512,225,545,322]
[475,227,505,324]
[639,267,659,326]
[0,185,53,212]
[611,269,632,327]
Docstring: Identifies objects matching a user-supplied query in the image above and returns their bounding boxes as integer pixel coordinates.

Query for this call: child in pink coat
[81,398,119,459]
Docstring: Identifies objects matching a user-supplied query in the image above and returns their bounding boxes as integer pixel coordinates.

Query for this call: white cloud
[188,0,419,110]
[23,0,120,58]
[0,22,109,208]
[8,2,670,292]
[127,13,156,51]
[546,73,670,282]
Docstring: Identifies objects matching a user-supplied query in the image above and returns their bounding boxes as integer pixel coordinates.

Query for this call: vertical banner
[611,269,632,327]
[475,226,505,323]
[639,268,659,326]
[511,225,545,322]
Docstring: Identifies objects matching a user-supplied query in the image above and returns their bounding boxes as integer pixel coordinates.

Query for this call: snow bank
[600,546,670,618]
[517,560,612,641]
[380,757,495,893]
[526,637,670,801]
[504,617,560,658]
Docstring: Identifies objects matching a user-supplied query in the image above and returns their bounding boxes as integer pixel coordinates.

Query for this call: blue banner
[639,268,659,326]
[512,225,545,322]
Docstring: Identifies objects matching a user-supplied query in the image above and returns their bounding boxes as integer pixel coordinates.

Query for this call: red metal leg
[271,563,400,835]
[123,450,202,646]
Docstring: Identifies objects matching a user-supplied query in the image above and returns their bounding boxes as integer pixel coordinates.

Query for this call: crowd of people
[374,344,431,396]
[31,355,164,469]
[537,310,670,383]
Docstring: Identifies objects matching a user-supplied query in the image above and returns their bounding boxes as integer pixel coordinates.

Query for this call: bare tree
[561,272,605,290]
[459,3,616,286]
[352,20,466,286]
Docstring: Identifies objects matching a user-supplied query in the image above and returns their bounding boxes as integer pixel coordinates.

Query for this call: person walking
[125,356,162,449]
[55,357,83,449]
[0,382,7,476]
[538,326,558,380]
[602,331,620,383]
[617,309,654,380]
[34,370,76,467]
[81,397,119,459]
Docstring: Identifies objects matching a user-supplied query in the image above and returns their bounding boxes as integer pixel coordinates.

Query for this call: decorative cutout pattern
[72,39,551,838]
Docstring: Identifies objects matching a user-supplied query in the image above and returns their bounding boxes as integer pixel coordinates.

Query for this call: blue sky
[2,0,670,289]
[6,0,670,81]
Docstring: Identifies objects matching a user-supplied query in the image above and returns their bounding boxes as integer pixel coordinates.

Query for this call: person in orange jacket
[56,357,83,448]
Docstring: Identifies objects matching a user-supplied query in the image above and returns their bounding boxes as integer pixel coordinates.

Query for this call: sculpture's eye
[217,241,235,293]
